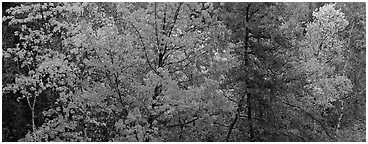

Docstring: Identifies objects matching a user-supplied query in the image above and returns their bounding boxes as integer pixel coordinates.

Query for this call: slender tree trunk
[225,107,240,141]
[84,127,88,141]
[145,4,165,142]
[31,108,36,132]
[26,96,37,133]
[244,4,254,142]
[247,93,254,141]
[336,100,344,136]
[225,93,246,142]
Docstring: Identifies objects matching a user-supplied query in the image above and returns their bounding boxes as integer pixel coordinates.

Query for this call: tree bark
[247,93,254,141]
[245,4,255,142]
[336,100,344,136]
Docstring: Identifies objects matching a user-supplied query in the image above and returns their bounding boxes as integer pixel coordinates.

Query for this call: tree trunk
[336,100,344,136]
[245,4,254,141]
[247,93,254,141]
[31,108,36,132]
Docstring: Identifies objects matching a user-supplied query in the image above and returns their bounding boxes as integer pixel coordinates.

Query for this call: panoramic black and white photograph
[2,2,366,142]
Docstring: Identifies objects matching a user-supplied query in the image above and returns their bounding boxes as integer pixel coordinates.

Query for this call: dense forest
[2,2,366,142]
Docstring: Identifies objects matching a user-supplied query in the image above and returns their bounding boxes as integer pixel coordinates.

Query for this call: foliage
[2,2,365,142]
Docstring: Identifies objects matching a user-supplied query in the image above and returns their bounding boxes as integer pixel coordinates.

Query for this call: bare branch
[281,100,338,141]
[130,22,158,75]
[166,117,200,128]
[168,3,183,38]
[225,113,238,142]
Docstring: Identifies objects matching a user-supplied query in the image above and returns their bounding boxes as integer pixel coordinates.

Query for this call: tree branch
[130,22,158,75]
[166,117,199,128]
[225,112,239,142]
[154,3,161,56]
[163,51,193,67]
[225,93,246,142]
[281,100,338,141]
[168,3,183,38]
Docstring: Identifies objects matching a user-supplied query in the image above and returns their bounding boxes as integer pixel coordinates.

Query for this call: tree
[334,2,366,141]
[284,4,353,141]
[3,2,234,142]
[219,2,295,141]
